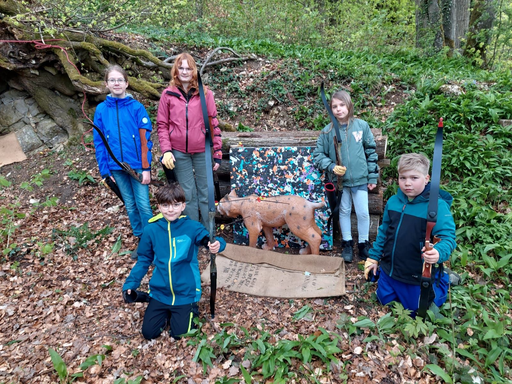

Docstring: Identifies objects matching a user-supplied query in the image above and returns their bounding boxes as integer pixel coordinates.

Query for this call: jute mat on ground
[201,244,345,298]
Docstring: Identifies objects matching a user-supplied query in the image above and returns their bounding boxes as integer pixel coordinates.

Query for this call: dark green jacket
[368,184,456,285]
[313,118,379,187]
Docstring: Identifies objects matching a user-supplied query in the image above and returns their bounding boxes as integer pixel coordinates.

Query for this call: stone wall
[0,88,68,154]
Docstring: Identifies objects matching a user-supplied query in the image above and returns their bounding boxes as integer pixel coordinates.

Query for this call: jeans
[172,150,209,228]
[339,184,369,242]
[112,169,153,237]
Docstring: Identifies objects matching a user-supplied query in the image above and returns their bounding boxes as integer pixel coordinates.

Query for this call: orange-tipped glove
[364,258,378,280]
[162,152,175,170]
[333,165,346,176]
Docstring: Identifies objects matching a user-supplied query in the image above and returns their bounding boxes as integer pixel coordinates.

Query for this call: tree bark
[0,16,169,140]
[463,0,497,66]
[0,0,22,15]
[443,0,471,55]
[415,0,444,52]
[415,0,475,57]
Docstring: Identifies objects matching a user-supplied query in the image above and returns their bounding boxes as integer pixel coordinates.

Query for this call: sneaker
[445,268,461,286]
[341,240,354,263]
[358,241,371,261]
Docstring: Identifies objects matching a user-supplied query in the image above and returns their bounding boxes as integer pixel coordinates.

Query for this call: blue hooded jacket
[123,214,226,306]
[368,183,456,285]
[93,95,153,178]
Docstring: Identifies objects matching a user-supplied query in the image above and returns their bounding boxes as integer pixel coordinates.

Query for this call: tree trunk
[415,0,444,52]
[415,0,474,57]
[0,14,169,146]
[443,0,471,56]
[220,129,388,163]
[0,0,20,15]
[463,0,497,66]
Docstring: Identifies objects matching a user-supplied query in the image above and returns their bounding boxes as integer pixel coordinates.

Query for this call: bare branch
[199,47,256,77]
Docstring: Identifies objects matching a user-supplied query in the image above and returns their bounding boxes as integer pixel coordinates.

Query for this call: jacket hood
[397,182,453,207]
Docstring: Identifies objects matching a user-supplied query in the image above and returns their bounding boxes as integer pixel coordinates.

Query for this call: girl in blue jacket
[313,90,379,262]
[93,65,153,259]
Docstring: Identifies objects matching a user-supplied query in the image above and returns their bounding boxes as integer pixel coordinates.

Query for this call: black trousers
[141,298,199,340]
[162,163,176,183]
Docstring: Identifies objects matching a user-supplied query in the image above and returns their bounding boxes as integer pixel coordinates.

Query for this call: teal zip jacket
[123,214,226,306]
[368,183,456,285]
[313,118,379,187]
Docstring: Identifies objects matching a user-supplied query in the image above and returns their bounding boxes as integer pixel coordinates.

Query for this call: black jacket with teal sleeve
[368,183,456,286]
[313,118,379,187]
[123,214,226,306]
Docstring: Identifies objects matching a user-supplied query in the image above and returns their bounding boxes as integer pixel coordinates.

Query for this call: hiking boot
[445,268,461,286]
[428,302,445,320]
[358,240,371,261]
[341,240,354,263]
[131,236,141,260]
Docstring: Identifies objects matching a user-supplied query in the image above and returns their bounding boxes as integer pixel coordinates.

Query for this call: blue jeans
[112,170,153,237]
[172,150,209,228]
[339,184,369,242]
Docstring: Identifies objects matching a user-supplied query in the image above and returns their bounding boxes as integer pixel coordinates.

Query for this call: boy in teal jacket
[365,153,456,316]
[123,183,226,339]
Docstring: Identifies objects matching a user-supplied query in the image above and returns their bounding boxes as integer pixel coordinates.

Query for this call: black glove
[366,268,380,283]
[123,290,150,303]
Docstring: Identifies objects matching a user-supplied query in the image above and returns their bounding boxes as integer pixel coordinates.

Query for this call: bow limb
[198,73,218,319]
[418,118,444,318]
[91,123,164,186]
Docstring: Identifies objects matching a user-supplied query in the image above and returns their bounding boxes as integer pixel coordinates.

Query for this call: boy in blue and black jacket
[364,153,456,316]
[123,183,226,340]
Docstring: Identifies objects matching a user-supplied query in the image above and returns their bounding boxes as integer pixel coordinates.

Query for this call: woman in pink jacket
[156,53,222,227]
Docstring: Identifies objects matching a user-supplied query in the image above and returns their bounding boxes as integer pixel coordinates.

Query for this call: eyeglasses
[159,202,183,210]
[107,79,126,84]
[178,67,192,73]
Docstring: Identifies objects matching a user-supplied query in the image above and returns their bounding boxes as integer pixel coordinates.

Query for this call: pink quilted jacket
[156,86,222,161]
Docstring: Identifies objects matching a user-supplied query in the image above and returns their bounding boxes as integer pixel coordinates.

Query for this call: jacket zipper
[344,123,353,185]
[389,203,408,277]
[185,101,189,153]
[167,221,176,305]
[132,135,139,161]
[116,100,124,162]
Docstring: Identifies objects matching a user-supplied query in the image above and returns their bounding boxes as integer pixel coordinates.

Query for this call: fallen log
[221,128,388,162]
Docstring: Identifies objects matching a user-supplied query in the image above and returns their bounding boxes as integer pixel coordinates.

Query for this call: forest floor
[0,37,433,384]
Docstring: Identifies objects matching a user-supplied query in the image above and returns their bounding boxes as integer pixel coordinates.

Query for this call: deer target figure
[218,190,324,254]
